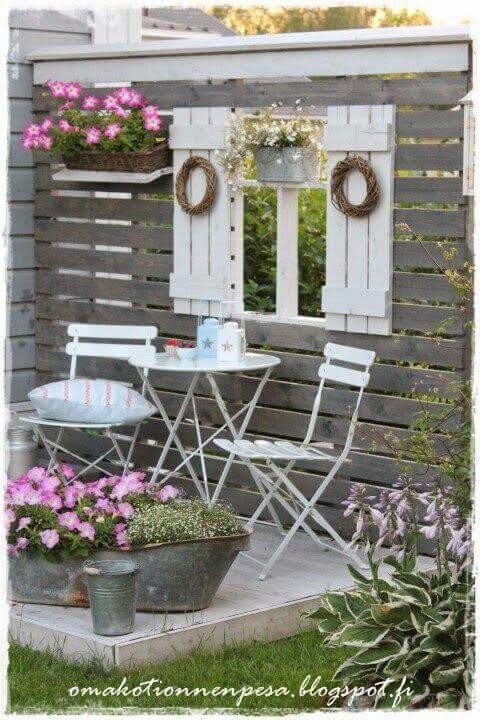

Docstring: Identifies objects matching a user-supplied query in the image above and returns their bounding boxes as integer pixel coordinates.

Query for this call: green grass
[8,630,350,713]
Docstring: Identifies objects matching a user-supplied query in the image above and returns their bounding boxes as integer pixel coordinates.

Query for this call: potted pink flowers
[21,81,170,173]
[7,465,249,612]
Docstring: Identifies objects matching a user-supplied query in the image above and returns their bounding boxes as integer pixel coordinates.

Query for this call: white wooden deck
[10,524,427,669]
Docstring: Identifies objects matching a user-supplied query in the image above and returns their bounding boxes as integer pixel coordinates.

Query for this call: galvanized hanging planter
[255,146,318,183]
[9,530,251,612]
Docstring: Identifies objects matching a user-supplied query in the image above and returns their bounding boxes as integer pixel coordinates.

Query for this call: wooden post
[276,187,298,317]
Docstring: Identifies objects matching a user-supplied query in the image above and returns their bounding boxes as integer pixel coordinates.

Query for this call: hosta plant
[311,478,473,709]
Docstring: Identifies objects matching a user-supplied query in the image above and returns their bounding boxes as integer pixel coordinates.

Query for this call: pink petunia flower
[7,544,19,557]
[48,81,66,98]
[78,522,95,541]
[58,464,75,480]
[82,95,100,111]
[16,537,29,550]
[42,493,62,511]
[40,529,60,549]
[114,523,130,548]
[38,135,53,151]
[83,506,94,517]
[5,508,16,532]
[58,101,75,114]
[21,136,37,150]
[64,82,82,99]
[158,484,180,502]
[104,122,122,140]
[40,475,61,493]
[7,482,31,505]
[24,488,41,505]
[95,498,115,514]
[144,116,161,132]
[63,486,80,508]
[114,87,132,105]
[17,517,31,532]
[142,105,160,118]
[58,511,81,531]
[85,126,101,145]
[103,95,119,111]
[58,119,73,133]
[117,502,134,520]
[127,90,143,108]
[40,117,54,133]
[24,123,42,138]
[27,466,46,482]
[114,106,130,118]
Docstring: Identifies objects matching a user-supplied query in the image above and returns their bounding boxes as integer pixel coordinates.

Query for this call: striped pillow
[29,379,156,425]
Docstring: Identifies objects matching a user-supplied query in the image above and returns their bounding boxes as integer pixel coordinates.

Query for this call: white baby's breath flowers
[217,105,324,188]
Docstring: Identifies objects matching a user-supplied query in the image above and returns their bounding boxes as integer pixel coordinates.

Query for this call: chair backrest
[304,342,375,453]
[65,324,157,380]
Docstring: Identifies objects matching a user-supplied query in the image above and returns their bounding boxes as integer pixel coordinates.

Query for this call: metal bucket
[7,423,38,479]
[83,559,140,636]
[255,146,318,183]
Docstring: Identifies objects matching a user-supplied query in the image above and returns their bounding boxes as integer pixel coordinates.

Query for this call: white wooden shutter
[169,106,240,316]
[322,105,396,335]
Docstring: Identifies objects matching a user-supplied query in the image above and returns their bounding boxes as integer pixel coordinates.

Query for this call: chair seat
[214,438,337,461]
[19,413,125,430]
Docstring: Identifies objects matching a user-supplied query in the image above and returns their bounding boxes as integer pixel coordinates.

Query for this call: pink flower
[117,502,134,520]
[42,493,62,511]
[24,123,41,138]
[114,106,130,118]
[58,101,75,114]
[40,529,59,549]
[114,524,130,548]
[104,123,122,140]
[24,488,41,505]
[58,119,73,133]
[144,116,161,132]
[127,90,143,107]
[64,82,82,99]
[40,117,54,132]
[103,95,118,111]
[95,498,115,514]
[142,105,160,118]
[48,81,66,97]
[78,522,95,541]
[21,136,37,150]
[40,475,61,493]
[58,511,81,531]
[27,467,46,482]
[83,507,94,517]
[58,464,75,480]
[110,474,144,501]
[82,95,100,111]
[16,537,29,550]
[8,482,31,505]
[38,135,53,150]
[158,484,180,502]
[17,517,31,532]
[85,126,101,145]
[63,486,79,508]
[5,508,16,532]
[7,544,19,557]
[114,87,132,105]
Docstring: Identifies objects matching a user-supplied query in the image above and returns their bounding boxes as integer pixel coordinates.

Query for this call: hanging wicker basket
[64,141,170,173]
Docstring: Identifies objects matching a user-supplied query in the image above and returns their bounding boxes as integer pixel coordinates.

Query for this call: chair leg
[122,423,141,476]
[247,463,285,535]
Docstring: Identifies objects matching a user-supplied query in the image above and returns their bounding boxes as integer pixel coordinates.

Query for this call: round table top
[128,351,281,374]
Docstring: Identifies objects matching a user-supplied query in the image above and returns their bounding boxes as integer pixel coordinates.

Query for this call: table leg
[137,369,204,495]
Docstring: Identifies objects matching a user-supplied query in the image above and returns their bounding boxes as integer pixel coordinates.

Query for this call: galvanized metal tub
[9,530,251,612]
[255,146,318,183]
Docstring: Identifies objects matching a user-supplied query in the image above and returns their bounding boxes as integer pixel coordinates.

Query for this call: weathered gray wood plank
[394,209,464,237]
[32,75,470,111]
[396,110,463,138]
[394,240,466,269]
[34,195,173,223]
[8,302,35,336]
[394,177,463,204]
[7,269,35,302]
[394,272,458,302]
[37,271,170,306]
[36,245,172,278]
[396,143,462,171]
[35,219,173,251]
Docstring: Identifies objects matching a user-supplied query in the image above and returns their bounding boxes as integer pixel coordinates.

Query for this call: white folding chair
[214,342,375,579]
[20,324,157,480]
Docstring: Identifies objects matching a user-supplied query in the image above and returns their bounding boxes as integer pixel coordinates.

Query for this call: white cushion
[29,379,156,425]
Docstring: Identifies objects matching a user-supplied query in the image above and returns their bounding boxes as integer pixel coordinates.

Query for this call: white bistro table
[128,352,281,505]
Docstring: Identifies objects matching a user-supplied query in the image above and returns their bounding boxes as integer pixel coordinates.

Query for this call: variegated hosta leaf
[394,571,430,592]
[317,615,343,634]
[435,689,465,709]
[352,639,402,666]
[323,591,355,621]
[345,592,372,618]
[390,584,431,606]
[332,651,377,683]
[418,633,458,657]
[429,661,465,687]
[374,677,429,710]
[308,604,335,620]
[404,648,439,673]
[371,601,411,626]
[346,563,371,588]
[425,613,455,637]
[330,622,388,648]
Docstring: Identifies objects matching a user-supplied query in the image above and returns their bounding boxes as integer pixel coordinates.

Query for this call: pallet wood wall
[32,67,470,537]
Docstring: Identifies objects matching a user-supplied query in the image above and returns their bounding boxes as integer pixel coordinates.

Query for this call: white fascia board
[26,24,471,61]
